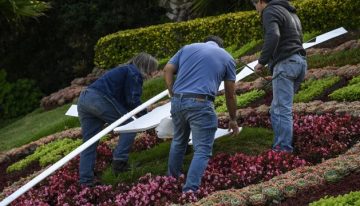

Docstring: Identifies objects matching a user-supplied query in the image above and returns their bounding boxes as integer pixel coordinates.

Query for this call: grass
[0,75,168,152]
[0,103,80,152]
[101,127,273,185]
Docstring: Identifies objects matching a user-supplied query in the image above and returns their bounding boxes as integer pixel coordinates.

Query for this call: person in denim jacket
[253,0,307,152]
[163,35,240,192]
[77,52,158,186]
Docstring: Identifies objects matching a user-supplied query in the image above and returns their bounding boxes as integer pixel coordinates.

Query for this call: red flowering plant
[293,113,360,163]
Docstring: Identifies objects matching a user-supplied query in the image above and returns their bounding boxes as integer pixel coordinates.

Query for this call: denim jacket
[88,64,146,116]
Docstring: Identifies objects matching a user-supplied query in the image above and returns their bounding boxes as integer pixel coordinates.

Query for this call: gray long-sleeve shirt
[258,0,306,70]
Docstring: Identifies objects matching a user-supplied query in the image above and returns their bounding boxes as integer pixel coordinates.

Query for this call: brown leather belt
[173,93,215,102]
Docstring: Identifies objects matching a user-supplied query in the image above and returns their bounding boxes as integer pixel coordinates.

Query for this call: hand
[228,120,240,136]
[254,63,264,73]
[168,90,174,98]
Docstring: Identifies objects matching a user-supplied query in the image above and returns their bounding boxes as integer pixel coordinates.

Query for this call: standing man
[253,0,307,152]
[77,52,158,187]
[163,35,240,192]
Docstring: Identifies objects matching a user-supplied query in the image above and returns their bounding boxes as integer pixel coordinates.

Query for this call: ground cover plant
[6,138,82,173]
[215,89,266,113]
[294,76,341,103]
[329,75,360,101]
[309,191,360,206]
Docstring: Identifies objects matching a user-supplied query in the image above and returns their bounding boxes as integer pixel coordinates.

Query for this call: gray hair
[128,52,158,79]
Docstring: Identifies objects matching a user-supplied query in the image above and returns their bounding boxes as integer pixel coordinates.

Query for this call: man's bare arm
[163,63,177,97]
[224,80,239,136]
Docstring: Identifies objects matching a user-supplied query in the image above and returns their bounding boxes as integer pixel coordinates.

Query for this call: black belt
[173,93,215,102]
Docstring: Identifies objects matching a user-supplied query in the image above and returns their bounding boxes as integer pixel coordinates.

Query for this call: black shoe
[80,179,102,188]
[112,160,130,174]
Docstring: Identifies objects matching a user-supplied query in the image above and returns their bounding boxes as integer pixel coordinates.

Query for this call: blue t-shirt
[88,64,144,112]
[168,41,236,97]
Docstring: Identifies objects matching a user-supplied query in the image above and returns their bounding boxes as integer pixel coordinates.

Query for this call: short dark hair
[252,0,272,5]
[204,35,224,48]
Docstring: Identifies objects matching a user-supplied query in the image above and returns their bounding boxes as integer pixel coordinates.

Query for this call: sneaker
[112,160,130,174]
[80,179,102,188]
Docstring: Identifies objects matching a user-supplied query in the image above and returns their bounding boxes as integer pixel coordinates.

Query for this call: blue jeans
[77,88,136,184]
[270,54,307,152]
[168,96,217,192]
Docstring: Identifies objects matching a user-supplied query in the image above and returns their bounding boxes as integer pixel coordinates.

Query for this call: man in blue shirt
[77,52,158,187]
[163,35,239,192]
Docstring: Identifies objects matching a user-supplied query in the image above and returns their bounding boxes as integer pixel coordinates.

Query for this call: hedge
[94,0,360,69]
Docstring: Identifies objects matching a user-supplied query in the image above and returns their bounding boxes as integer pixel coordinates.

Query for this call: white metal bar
[0,90,168,206]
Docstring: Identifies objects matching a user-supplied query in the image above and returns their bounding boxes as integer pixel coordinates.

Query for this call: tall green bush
[0,70,43,119]
[94,0,360,69]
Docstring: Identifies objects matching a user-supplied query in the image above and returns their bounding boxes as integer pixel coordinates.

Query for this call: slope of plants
[1,7,360,206]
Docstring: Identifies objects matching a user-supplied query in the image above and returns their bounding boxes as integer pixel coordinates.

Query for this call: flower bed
[192,142,360,206]
[1,112,359,205]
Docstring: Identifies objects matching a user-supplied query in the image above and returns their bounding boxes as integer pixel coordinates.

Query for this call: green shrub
[215,89,265,113]
[0,69,43,119]
[94,0,360,69]
[329,75,360,101]
[6,138,82,173]
[294,76,341,103]
[141,77,167,102]
[310,191,360,206]
[303,30,321,42]
[0,70,12,109]
[94,11,262,69]
[231,39,262,59]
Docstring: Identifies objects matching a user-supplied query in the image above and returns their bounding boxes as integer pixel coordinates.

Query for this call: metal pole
[0,90,168,206]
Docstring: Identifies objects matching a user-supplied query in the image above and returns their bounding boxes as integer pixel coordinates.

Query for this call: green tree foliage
[0,0,167,94]
[190,0,254,17]
[0,0,50,22]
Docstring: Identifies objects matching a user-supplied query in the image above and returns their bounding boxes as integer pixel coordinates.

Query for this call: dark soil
[312,30,360,49]
[279,171,360,206]
[0,156,42,193]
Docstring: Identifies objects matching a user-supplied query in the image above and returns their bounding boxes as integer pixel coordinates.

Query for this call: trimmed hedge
[94,0,360,69]
[95,11,260,69]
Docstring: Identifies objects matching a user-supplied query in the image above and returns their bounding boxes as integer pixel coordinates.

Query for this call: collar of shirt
[206,41,220,47]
